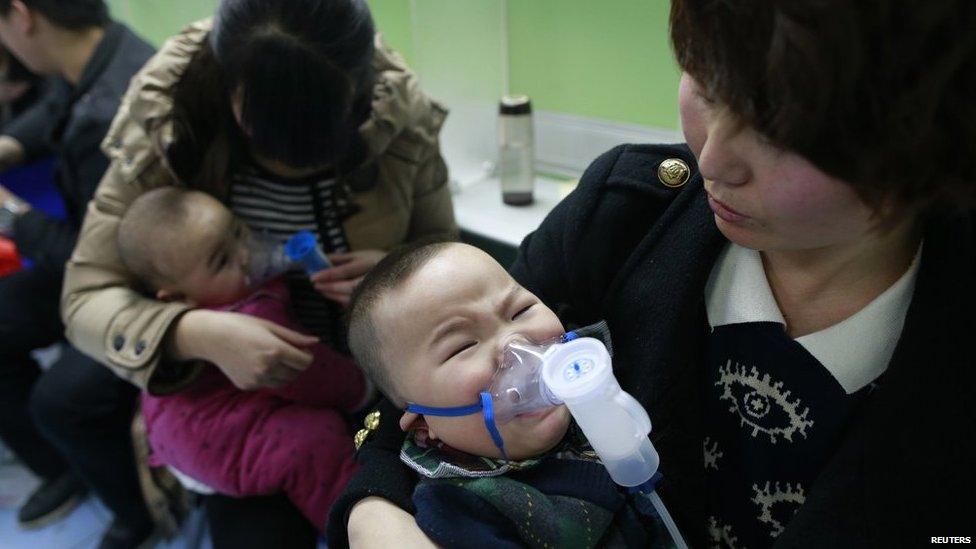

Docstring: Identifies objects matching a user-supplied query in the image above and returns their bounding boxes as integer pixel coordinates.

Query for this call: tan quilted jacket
[62,20,456,394]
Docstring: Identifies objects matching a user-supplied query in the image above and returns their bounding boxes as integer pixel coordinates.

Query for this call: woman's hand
[168,309,318,390]
[311,249,386,306]
[348,497,437,549]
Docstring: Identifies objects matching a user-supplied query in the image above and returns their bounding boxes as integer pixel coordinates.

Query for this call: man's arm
[0,79,65,169]
[10,124,109,270]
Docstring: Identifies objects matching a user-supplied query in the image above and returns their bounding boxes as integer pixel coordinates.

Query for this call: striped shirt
[229,167,351,348]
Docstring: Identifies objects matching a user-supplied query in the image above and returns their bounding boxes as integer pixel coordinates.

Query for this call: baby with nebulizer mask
[117,187,373,532]
[346,241,685,548]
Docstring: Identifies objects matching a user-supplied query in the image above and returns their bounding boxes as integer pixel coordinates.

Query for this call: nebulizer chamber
[487,335,658,485]
[540,338,660,487]
[486,334,687,548]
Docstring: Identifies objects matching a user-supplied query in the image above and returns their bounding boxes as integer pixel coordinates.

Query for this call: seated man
[0,1,155,546]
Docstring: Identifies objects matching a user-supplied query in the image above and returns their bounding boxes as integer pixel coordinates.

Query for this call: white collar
[705,242,922,394]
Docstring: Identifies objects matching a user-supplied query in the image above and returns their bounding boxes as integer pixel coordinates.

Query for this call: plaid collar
[400,421,598,479]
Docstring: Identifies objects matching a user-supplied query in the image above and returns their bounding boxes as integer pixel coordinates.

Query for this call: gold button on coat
[365,410,381,430]
[658,158,690,188]
[354,410,382,450]
[354,429,370,450]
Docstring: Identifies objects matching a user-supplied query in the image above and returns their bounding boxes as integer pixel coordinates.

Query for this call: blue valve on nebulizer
[283,231,331,274]
[245,230,331,286]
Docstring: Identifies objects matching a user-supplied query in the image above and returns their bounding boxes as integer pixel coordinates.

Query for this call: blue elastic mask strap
[405,402,483,417]
[480,392,507,460]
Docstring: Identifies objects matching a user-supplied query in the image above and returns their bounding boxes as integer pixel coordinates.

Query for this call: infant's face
[160,195,252,307]
[378,243,571,460]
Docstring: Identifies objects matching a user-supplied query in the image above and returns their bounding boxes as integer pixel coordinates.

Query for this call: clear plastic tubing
[645,491,688,549]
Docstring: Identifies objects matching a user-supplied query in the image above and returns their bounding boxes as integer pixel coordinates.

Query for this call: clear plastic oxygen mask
[245,230,331,287]
[406,325,658,486]
[406,324,688,548]
[482,337,561,423]
[489,334,659,487]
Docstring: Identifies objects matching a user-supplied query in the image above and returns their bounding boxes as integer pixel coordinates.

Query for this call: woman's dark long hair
[167,0,376,195]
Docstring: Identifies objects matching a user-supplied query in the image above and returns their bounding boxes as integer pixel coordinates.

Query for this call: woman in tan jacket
[58,0,456,545]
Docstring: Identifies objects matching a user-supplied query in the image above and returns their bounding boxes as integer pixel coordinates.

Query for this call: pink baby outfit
[141,279,365,530]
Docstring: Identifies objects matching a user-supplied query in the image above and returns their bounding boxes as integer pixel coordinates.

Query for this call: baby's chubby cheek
[426,414,504,457]
[449,367,495,405]
[503,404,572,460]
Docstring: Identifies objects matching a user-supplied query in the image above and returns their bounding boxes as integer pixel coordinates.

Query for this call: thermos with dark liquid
[498,95,535,205]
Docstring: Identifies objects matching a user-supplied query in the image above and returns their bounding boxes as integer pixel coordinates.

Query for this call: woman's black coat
[329,144,975,548]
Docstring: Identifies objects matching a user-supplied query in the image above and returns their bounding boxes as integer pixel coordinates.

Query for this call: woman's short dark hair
[0,0,109,30]
[671,0,976,212]
[168,0,375,191]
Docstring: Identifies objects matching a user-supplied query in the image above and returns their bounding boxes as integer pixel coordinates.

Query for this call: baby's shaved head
[346,240,455,407]
[117,187,208,288]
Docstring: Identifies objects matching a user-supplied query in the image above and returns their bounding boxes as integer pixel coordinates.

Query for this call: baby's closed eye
[511,303,534,320]
[445,341,477,362]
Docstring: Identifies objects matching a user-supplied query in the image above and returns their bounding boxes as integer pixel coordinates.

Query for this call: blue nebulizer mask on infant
[245,230,331,287]
[406,322,688,548]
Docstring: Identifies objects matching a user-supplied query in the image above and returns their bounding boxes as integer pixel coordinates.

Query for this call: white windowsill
[452,175,575,249]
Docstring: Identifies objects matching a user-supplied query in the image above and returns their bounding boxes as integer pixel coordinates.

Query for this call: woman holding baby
[336,1,975,547]
[59,0,455,545]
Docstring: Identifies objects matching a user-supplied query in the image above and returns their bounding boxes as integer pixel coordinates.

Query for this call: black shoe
[97,517,155,549]
[17,472,88,529]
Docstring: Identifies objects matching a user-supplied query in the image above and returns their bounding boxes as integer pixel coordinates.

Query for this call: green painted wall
[507,0,680,129]
[367,0,415,63]
[106,0,413,56]
[106,0,217,47]
[372,0,681,129]
[105,0,679,129]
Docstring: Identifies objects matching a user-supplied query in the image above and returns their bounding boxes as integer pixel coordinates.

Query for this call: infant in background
[118,187,368,531]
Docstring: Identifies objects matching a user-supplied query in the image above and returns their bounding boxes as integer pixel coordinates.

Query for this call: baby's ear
[399,411,427,432]
[156,288,188,304]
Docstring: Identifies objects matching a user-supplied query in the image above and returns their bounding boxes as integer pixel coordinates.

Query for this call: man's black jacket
[4,23,154,272]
